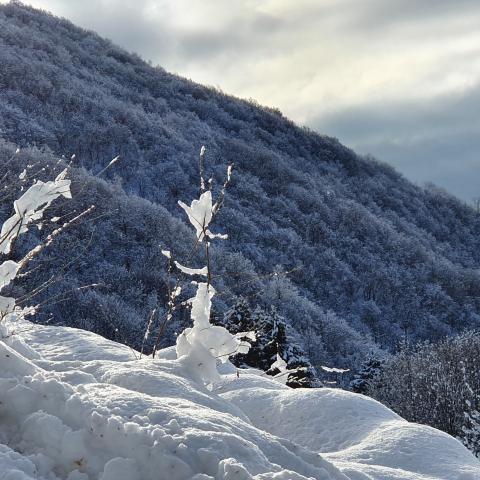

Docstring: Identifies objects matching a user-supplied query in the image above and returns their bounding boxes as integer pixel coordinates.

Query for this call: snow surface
[0,320,479,480]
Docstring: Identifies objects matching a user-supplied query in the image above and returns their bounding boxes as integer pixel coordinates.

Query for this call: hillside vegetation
[1,3,480,375]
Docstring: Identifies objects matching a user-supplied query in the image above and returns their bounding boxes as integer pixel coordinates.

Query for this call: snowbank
[1,320,479,480]
[219,383,479,479]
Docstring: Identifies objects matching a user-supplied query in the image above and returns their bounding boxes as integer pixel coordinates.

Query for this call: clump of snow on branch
[321,366,350,374]
[270,354,290,385]
[173,147,253,384]
[178,190,214,242]
[174,261,208,277]
[0,260,20,291]
[269,353,312,386]
[108,155,120,167]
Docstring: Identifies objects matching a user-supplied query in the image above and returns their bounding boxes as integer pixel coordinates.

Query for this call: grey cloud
[311,85,480,201]
[262,0,480,41]
[38,0,175,61]
[174,13,286,63]
[364,134,480,202]
[332,0,480,33]
[56,1,284,65]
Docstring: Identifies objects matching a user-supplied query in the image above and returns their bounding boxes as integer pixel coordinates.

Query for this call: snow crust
[0,320,479,480]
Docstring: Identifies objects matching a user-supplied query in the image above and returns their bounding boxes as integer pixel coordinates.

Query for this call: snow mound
[220,384,480,479]
[1,320,479,480]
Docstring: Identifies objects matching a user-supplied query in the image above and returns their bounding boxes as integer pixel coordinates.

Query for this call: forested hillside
[1,2,480,376]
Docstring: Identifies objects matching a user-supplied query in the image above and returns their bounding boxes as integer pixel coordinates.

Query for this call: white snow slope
[0,320,479,480]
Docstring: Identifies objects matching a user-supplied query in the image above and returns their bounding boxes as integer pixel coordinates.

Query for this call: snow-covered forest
[1,3,480,378]
[354,331,480,454]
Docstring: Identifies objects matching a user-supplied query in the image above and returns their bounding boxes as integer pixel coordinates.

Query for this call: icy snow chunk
[269,354,291,385]
[216,458,252,479]
[0,444,37,480]
[0,260,20,291]
[177,321,254,384]
[205,231,228,240]
[100,457,138,480]
[107,156,120,167]
[176,329,220,384]
[176,282,254,384]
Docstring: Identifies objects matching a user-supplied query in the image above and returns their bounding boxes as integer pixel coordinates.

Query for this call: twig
[140,308,157,359]
[17,205,95,272]
[199,146,206,193]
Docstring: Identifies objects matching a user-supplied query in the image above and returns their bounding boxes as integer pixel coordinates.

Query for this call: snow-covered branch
[0,169,72,328]
[157,146,254,384]
[0,168,71,254]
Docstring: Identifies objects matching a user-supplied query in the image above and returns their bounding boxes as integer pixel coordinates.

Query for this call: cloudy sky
[17,0,480,201]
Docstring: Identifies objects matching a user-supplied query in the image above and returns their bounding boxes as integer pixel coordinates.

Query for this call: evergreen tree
[222,298,253,338]
[222,300,319,387]
[350,356,385,395]
[221,299,270,370]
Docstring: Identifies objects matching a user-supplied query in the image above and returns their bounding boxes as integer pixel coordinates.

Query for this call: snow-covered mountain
[1,318,478,480]
[1,2,480,376]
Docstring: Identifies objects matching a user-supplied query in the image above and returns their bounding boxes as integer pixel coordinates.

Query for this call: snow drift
[0,320,478,480]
